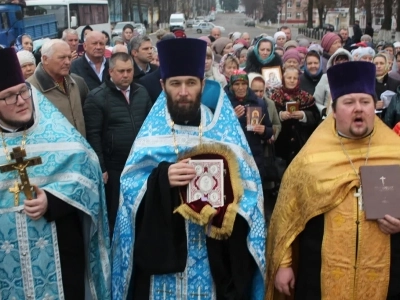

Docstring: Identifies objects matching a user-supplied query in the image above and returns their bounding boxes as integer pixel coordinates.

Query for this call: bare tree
[307,0,313,28]
[378,0,393,41]
[396,0,400,40]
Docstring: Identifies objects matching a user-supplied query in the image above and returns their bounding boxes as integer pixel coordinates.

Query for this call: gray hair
[41,39,69,58]
[129,35,151,51]
[61,29,79,41]
[112,44,128,54]
[109,52,134,69]
[113,37,124,45]
[360,34,372,42]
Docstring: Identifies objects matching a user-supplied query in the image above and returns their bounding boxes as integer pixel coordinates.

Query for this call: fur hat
[158,38,207,80]
[16,50,36,66]
[0,48,25,92]
[274,31,286,43]
[327,61,376,101]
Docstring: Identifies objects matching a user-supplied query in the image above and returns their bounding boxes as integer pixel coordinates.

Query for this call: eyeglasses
[0,86,32,105]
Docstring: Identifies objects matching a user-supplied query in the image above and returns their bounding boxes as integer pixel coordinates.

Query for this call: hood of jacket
[248,72,265,87]
[327,48,353,69]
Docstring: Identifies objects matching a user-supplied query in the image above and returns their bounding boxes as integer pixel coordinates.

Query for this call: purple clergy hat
[157,38,207,80]
[327,61,376,102]
[0,48,25,92]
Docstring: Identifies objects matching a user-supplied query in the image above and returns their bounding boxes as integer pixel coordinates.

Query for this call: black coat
[365,25,374,39]
[384,86,400,128]
[70,56,109,91]
[133,61,158,80]
[137,68,162,104]
[225,87,273,179]
[244,50,282,75]
[83,78,152,172]
[274,97,320,164]
[300,72,323,96]
[352,24,362,43]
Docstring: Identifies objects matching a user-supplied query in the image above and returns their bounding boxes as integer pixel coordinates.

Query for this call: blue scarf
[304,52,323,80]
[254,37,275,65]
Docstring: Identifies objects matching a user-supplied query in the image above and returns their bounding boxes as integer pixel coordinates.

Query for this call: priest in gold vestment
[267,61,400,300]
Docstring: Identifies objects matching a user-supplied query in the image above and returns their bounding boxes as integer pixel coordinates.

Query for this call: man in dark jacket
[365,22,374,39]
[352,20,362,43]
[70,31,109,91]
[129,35,158,80]
[83,52,152,236]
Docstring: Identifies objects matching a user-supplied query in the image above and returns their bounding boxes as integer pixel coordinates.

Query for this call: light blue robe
[0,87,111,299]
[112,81,266,300]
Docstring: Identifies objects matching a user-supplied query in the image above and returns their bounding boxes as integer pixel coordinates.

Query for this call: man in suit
[70,31,109,91]
[129,35,158,80]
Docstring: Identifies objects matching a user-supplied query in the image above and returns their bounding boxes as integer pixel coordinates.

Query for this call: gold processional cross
[0,146,42,206]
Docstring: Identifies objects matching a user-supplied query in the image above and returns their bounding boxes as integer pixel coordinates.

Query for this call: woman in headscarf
[244,37,283,75]
[16,50,36,79]
[373,52,400,115]
[205,46,227,87]
[274,31,286,48]
[224,70,273,185]
[389,52,400,81]
[219,53,239,84]
[357,47,375,62]
[212,37,234,63]
[271,67,320,165]
[15,34,33,52]
[234,45,248,69]
[300,50,323,95]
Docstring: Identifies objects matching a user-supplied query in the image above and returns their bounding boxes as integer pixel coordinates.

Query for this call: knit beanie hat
[16,50,36,66]
[274,31,286,43]
[296,46,308,55]
[298,38,310,48]
[321,32,341,53]
[283,48,301,64]
[284,40,298,51]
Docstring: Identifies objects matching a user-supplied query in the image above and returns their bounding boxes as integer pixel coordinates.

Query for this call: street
[150,13,290,42]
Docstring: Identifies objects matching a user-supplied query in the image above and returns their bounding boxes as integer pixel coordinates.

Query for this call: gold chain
[1,129,27,162]
[171,120,202,156]
[339,133,372,180]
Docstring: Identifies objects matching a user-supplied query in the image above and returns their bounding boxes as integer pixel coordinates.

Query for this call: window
[287,2,292,8]
[375,16,384,25]
[24,5,68,32]
[296,12,301,19]
[296,1,301,7]
[69,4,109,26]
[287,12,292,18]
[1,12,9,30]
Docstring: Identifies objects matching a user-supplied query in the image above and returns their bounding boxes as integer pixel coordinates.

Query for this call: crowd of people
[1,21,400,299]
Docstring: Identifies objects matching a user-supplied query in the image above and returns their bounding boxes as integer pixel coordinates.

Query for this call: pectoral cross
[9,181,21,206]
[354,186,363,210]
[0,147,42,200]
[380,176,386,186]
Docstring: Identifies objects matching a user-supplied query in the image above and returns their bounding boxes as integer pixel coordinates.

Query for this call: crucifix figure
[354,186,363,210]
[380,176,386,186]
[0,146,42,200]
[9,181,21,206]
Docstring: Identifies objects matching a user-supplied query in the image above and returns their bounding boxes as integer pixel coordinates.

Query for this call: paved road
[150,13,291,42]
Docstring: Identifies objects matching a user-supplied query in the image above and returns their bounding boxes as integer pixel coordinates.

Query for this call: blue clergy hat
[327,61,376,102]
[0,48,25,92]
[157,38,207,80]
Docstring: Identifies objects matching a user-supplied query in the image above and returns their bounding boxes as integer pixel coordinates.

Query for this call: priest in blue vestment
[0,48,110,299]
[112,38,266,299]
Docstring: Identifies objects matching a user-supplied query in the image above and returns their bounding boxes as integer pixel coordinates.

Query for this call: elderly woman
[16,50,36,79]
[15,34,33,52]
[271,67,320,165]
[212,37,234,63]
[205,46,227,87]
[282,49,301,70]
[224,71,273,184]
[244,37,282,74]
[320,32,342,73]
[274,31,286,48]
[300,50,323,95]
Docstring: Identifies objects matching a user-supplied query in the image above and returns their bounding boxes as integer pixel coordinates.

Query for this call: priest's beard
[166,90,201,123]
[0,111,34,130]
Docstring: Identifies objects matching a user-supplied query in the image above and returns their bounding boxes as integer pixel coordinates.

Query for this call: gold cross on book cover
[0,146,42,203]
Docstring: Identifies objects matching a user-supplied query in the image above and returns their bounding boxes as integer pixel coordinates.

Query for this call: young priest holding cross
[0,48,110,299]
[267,61,400,299]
